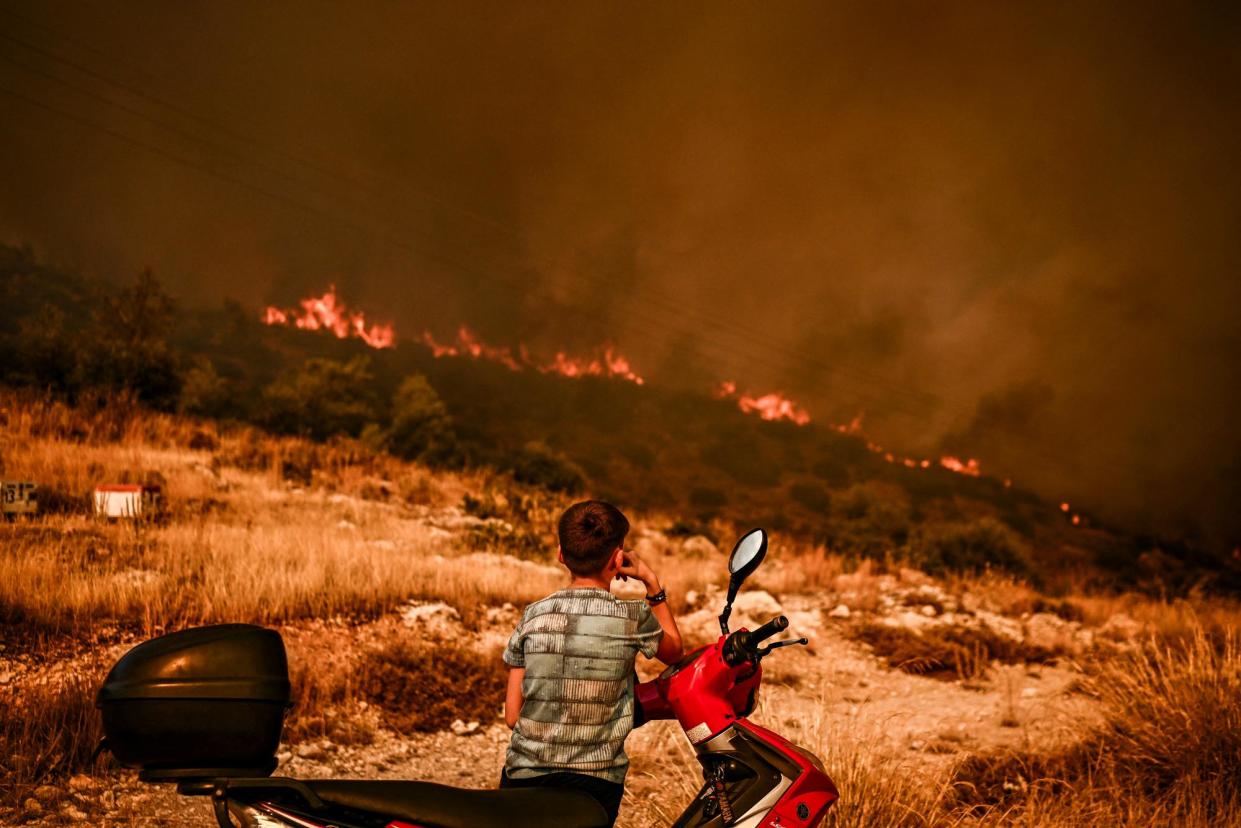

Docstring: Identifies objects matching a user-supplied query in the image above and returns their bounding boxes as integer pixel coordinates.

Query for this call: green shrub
[910,517,1032,578]
[506,442,585,493]
[260,356,380,440]
[383,374,457,464]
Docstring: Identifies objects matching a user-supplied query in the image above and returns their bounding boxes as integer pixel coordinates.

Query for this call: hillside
[2,245,1235,595]
[1,391,1238,827]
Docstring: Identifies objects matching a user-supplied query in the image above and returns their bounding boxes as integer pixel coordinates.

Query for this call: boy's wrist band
[645,588,667,605]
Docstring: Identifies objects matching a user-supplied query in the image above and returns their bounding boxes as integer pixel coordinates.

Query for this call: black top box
[97,624,292,780]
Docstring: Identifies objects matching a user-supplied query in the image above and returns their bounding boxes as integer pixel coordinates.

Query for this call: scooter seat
[305,779,610,828]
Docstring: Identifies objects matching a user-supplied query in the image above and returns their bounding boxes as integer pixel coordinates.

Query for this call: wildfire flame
[420,326,645,385]
[939,456,982,477]
[717,381,812,425]
[262,285,395,349]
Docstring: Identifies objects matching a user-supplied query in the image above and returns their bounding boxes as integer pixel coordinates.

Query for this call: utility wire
[0,21,1112,483]
[0,31,929,420]
[0,8,943,411]
[0,77,1107,483]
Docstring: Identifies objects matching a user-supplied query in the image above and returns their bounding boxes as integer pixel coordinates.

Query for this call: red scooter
[99,528,837,827]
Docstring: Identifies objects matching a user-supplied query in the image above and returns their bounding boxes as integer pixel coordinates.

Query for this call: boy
[500,500,684,826]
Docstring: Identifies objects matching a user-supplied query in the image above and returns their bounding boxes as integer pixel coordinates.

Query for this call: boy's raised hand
[616,548,659,590]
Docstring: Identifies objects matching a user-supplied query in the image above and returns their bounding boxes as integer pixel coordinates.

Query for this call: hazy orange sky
[1,2,1238,547]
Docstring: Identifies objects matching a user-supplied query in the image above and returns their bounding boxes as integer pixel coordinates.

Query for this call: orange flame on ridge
[717,381,811,425]
[421,326,644,385]
[262,285,395,349]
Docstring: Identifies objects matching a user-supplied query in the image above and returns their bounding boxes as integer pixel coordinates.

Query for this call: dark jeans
[500,769,624,827]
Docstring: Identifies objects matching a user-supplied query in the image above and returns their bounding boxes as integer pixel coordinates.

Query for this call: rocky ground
[3,538,1148,828]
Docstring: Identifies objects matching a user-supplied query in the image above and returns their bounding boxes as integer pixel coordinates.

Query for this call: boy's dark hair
[558,500,630,576]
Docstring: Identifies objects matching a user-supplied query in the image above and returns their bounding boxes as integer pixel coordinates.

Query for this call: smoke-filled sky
[1,1,1238,548]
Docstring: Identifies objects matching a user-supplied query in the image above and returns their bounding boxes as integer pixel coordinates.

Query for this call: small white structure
[93,484,162,519]
[1,481,38,517]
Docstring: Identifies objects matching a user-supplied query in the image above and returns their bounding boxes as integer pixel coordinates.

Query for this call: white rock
[401,601,462,630]
[828,604,852,619]
[974,610,1024,642]
[1021,687,1038,698]
[450,719,481,736]
[295,743,324,760]
[685,590,701,609]
[336,519,358,531]
[733,590,783,619]
[920,605,938,617]
[681,535,719,558]
[1024,612,1077,652]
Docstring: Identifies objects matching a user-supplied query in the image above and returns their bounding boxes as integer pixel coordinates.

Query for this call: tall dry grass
[949,625,1241,826]
[0,662,109,808]
[0,517,563,636]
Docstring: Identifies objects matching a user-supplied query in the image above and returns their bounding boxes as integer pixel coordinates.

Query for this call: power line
[0,22,1116,483]
[0,31,929,420]
[0,8,944,412]
[0,77,1114,483]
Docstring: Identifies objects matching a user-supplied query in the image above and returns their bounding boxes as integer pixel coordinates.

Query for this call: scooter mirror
[728,528,767,579]
[720,528,768,635]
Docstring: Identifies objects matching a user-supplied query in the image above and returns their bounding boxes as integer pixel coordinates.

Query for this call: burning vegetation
[420,326,645,385]
[716,381,811,426]
[263,285,396,349]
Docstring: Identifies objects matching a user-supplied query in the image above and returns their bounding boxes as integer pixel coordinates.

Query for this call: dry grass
[853,623,1061,681]
[0,517,562,638]
[0,662,110,808]
[6,390,1241,827]
[949,626,1241,826]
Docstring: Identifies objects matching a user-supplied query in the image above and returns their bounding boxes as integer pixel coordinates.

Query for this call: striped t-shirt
[502,587,663,784]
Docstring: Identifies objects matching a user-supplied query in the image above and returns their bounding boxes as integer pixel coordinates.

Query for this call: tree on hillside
[383,374,457,464]
[79,268,181,407]
[260,356,379,440]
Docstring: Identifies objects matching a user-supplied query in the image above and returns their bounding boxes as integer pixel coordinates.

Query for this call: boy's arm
[505,667,525,729]
[648,595,684,664]
[619,549,684,664]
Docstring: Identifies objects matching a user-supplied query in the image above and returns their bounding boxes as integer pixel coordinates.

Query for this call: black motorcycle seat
[304,779,610,828]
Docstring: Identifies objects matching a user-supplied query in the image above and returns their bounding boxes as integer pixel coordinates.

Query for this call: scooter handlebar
[750,615,789,645]
[723,615,791,665]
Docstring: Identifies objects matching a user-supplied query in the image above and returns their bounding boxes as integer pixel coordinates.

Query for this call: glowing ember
[1060,501,1071,513]
[262,285,395,349]
[421,326,644,385]
[1071,514,1081,526]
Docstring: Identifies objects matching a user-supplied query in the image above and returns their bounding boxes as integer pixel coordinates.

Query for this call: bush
[853,623,1060,681]
[828,481,912,556]
[910,517,1032,578]
[506,442,585,494]
[179,357,236,420]
[260,356,380,440]
[790,481,830,512]
[383,374,457,464]
[357,642,506,732]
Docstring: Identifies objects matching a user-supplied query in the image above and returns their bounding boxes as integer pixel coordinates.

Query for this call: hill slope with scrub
[2,245,1235,595]
[0,392,1238,827]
